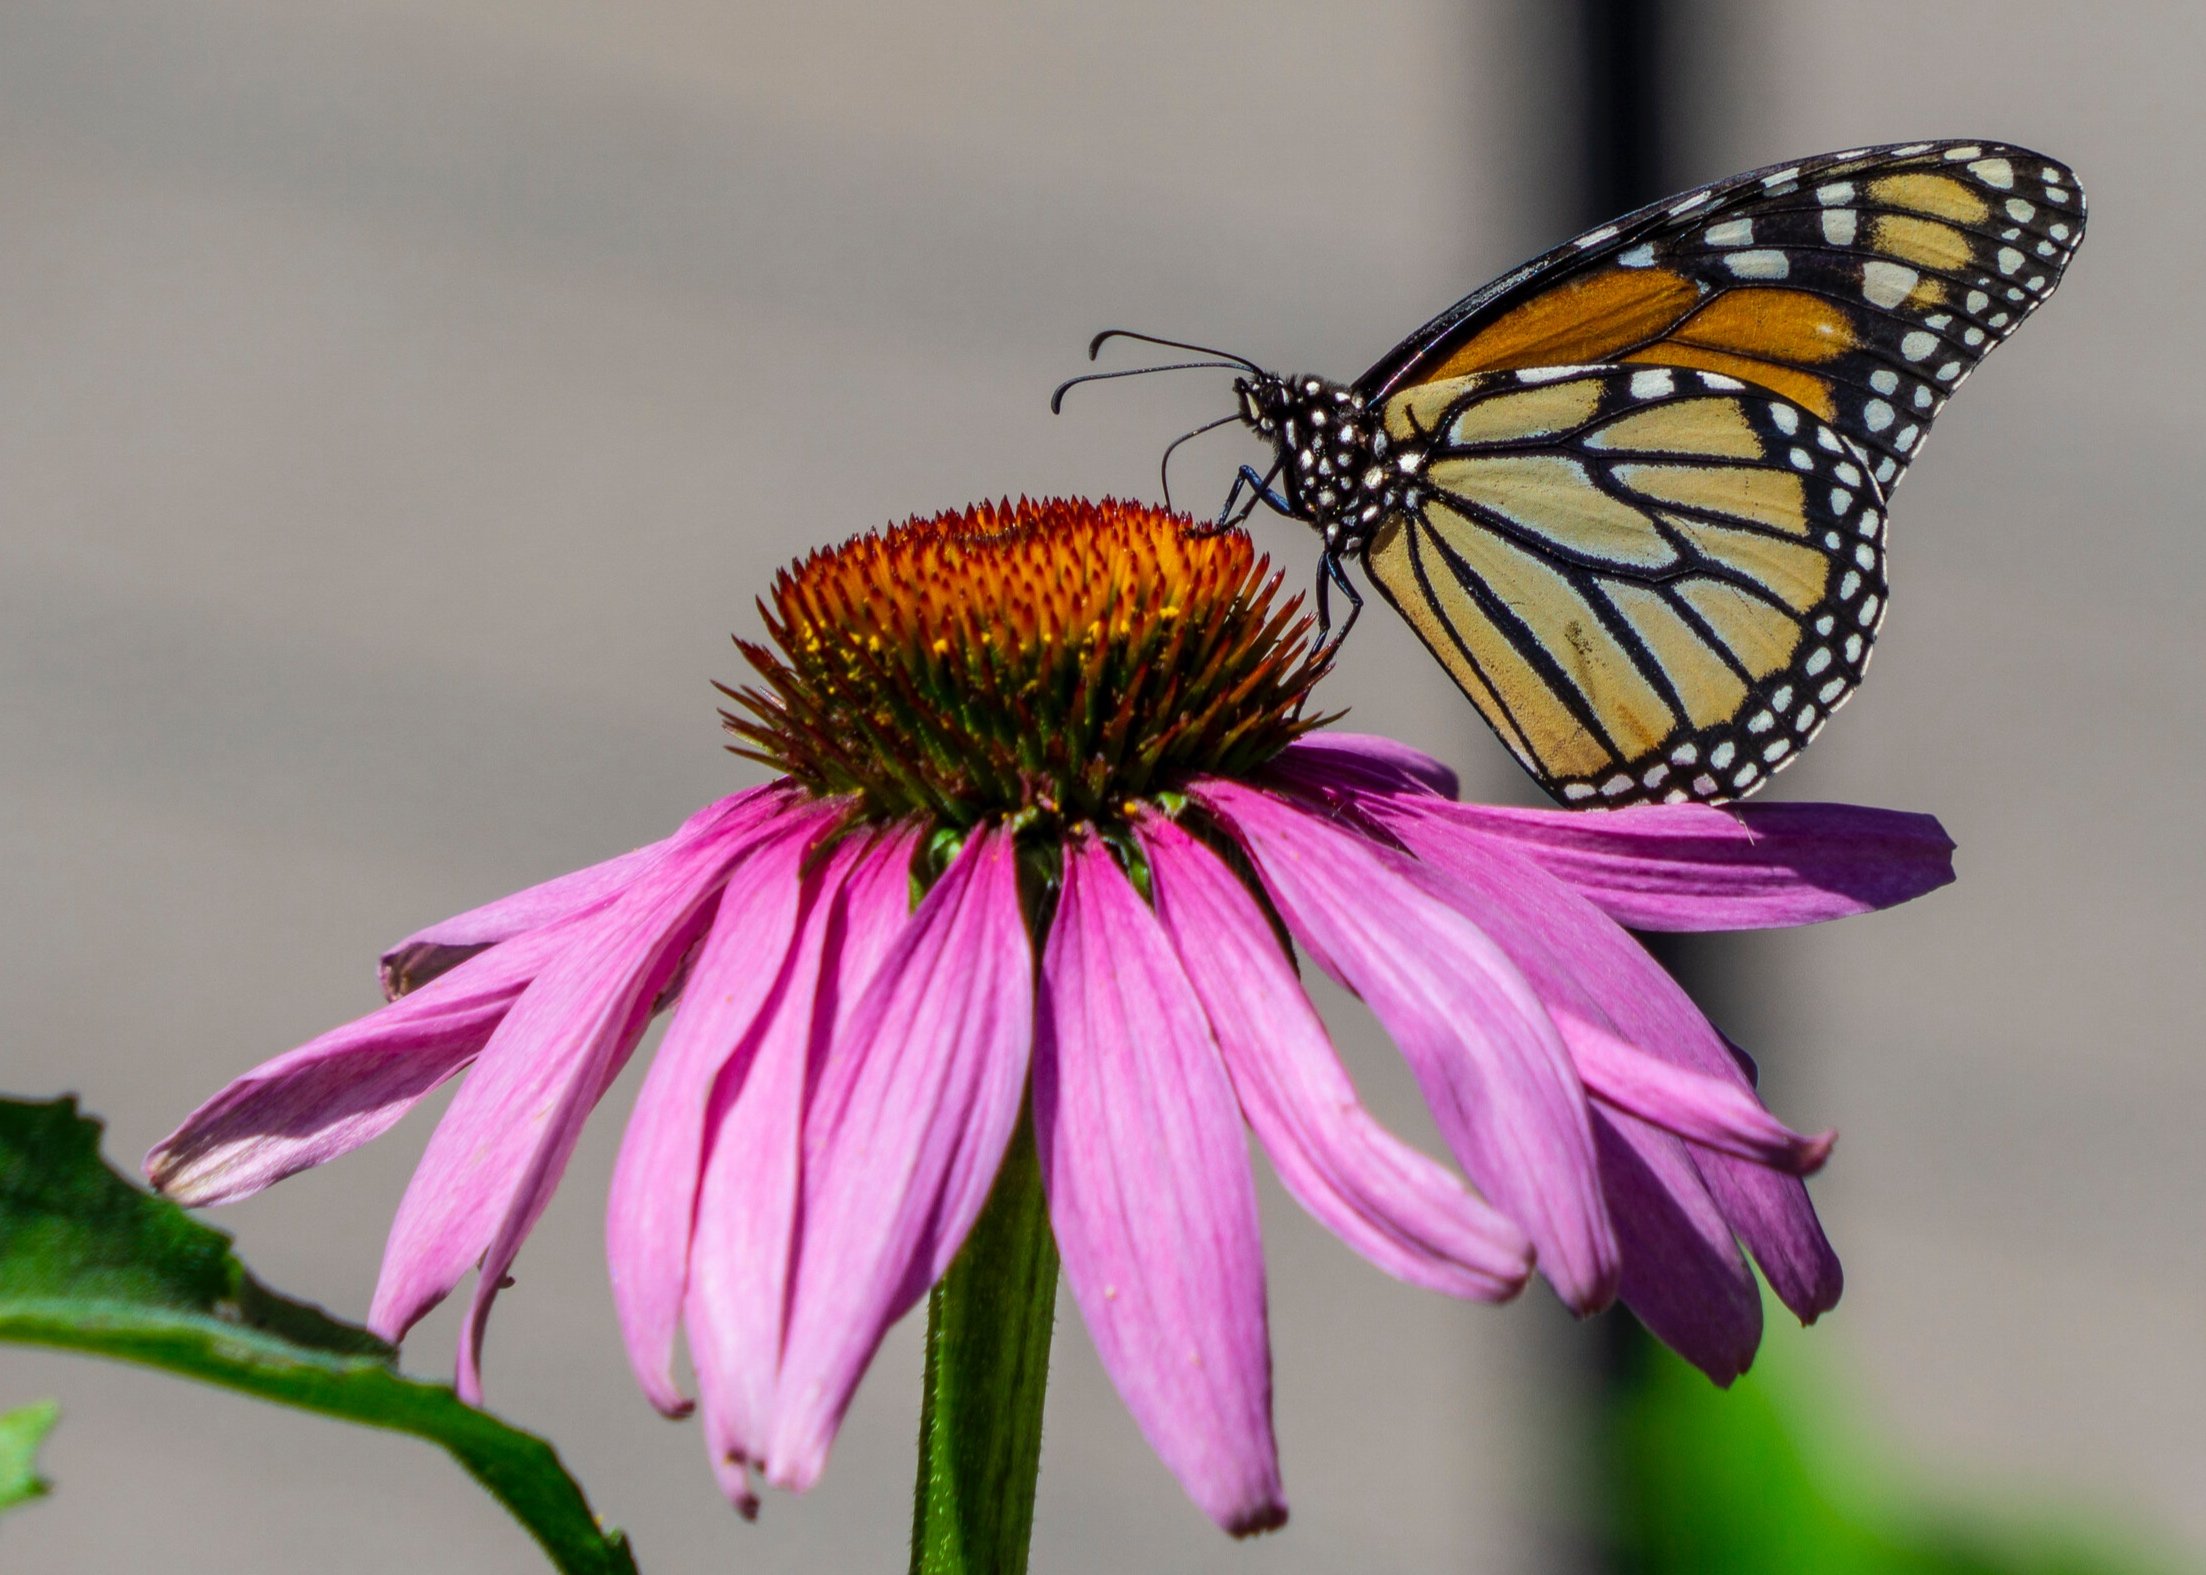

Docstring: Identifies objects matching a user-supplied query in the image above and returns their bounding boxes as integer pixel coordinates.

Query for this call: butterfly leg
[1197,463,1291,536]
[1313,547,1364,653]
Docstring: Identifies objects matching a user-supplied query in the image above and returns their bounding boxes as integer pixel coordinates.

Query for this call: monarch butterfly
[1058,141,2084,806]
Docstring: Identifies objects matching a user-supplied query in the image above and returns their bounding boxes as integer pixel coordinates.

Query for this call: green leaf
[0,1096,636,1575]
[1602,1286,2184,1575]
[0,1400,60,1513]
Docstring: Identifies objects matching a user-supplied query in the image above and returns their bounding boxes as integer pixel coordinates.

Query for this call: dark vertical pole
[1570,0,1752,1060]
[1563,8,1756,1572]
[1575,0,1671,228]
[1569,0,1741,1018]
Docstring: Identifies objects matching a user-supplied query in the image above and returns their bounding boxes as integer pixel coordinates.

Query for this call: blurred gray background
[4,1,2199,1569]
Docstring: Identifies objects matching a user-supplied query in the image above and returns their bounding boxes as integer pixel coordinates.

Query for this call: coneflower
[147,498,1953,1537]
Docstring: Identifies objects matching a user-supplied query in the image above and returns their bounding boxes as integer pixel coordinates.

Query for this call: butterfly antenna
[1086,329,1263,373]
[1156,413,1241,511]
[1049,361,1251,414]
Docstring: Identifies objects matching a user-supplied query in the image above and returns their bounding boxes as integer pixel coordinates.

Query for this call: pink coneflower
[147,498,1953,1536]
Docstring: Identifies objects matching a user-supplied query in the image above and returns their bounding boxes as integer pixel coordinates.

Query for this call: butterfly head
[1232,372,1292,436]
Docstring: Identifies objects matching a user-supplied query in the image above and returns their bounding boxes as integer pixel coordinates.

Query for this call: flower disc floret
[724,498,1330,828]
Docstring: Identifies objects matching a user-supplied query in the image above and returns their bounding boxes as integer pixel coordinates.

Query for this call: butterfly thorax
[1235,372,1427,556]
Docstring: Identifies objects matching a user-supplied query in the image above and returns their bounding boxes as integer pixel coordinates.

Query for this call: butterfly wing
[1357,141,2084,498]
[1364,365,1886,805]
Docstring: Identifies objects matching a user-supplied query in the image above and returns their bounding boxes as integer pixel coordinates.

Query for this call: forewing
[1364,366,1886,806]
[1357,141,2084,498]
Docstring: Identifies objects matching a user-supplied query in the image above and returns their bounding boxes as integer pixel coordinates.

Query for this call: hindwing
[1364,366,1887,805]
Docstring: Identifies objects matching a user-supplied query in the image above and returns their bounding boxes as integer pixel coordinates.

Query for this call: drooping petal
[1137,814,1529,1300]
[1312,757,1770,1359]
[1564,1015,1831,1174]
[1194,779,1618,1314]
[1037,836,1285,1535]
[1594,1110,1762,1386]
[605,807,834,1416]
[1698,1122,1844,1323]
[1370,800,1841,1320]
[685,827,915,1501]
[1401,799,1955,932]
[766,826,1033,1492]
[145,915,580,1206]
[366,804,778,1365]
[377,788,779,997]
[1270,732,1458,800]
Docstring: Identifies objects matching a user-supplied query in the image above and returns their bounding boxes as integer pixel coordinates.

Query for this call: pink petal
[605,807,837,1416]
[765,826,1033,1491]
[1594,1110,1762,1385]
[1194,779,1618,1314]
[378,788,779,998]
[1696,1049,1844,1327]
[1137,814,1529,1300]
[1369,800,1841,1319]
[365,804,776,1370]
[685,827,916,1497]
[1281,777,1770,1371]
[1037,836,1285,1535]
[1564,1015,1831,1174]
[1403,799,1955,932]
[1271,732,1458,800]
[144,915,581,1206]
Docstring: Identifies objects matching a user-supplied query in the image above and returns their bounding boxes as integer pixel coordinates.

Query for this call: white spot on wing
[1817,181,1854,205]
[1862,261,1919,308]
[1724,250,1791,279]
[1629,369,1674,399]
[1900,330,1937,361]
[1617,243,1657,268]
[1821,208,1859,246]
[1970,157,2015,188]
[1705,218,1755,246]
[1515,365,1593,384]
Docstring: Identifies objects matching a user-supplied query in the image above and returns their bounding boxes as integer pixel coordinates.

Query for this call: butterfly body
[1197,140,2084,806]
[1230,372,1422,595]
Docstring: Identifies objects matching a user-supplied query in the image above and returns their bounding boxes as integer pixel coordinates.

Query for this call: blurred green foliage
[0,1399,60,1514]
[1603,1290,2191,1575]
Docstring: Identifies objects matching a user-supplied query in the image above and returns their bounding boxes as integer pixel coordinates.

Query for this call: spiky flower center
[724,498,1329,830]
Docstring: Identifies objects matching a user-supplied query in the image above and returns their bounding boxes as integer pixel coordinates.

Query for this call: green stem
[908,1103,1059,1575]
